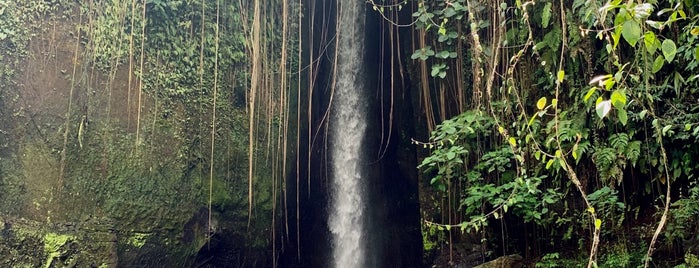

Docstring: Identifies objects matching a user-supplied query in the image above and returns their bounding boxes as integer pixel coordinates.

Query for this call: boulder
[473,254,523,268]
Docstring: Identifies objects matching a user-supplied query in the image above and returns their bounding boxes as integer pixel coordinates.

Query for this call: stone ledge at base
[473,254,523,268]
[0,216,118,268]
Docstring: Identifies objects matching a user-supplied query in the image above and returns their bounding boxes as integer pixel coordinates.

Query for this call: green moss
[126,232,149,248]
[43,232,73,268]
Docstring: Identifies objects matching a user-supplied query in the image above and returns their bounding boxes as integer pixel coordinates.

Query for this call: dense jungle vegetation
[0,0,698,267]
[378,0,699,267]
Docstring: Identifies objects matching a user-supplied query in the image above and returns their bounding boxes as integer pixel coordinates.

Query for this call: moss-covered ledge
[0,216,117,268]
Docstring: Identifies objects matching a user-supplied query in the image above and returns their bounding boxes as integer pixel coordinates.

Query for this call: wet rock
[473,254,523,268]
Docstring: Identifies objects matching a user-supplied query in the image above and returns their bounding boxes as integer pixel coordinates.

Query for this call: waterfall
[329,1,367,268]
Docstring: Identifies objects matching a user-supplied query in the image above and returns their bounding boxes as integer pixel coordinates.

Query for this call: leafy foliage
[399,0,699,265]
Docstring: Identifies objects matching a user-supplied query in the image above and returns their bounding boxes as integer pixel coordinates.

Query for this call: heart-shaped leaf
[662,39,677,62]
[622,20,642,47]
[596,100,612,119]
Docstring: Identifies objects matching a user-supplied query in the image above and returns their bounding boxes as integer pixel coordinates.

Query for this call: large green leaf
[662,39,677,62]
[621,20,642,47]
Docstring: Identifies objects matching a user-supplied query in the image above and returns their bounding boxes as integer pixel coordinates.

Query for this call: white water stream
[329,1,367,268]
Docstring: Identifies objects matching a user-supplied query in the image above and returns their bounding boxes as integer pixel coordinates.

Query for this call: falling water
[329,1,367,268]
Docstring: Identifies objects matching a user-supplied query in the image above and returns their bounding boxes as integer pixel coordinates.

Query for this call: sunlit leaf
[595,219,602,229]
[537,97,547,110]
[610,90,626,108]
[584,87,597,102]
[634,3,653,19]
[691,27,699,36]
[557,70,565,83]
[589,74,612,86]
[644,31,657,54]
[528,114,537,126]
[645,20,663,30]
[604,78,616,91]
[596,100,612,119]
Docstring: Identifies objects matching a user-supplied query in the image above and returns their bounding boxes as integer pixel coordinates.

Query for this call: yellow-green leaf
[537,97,547,110]
[557,70,565,83]
[604,78,616,91]
[584,87,597,102]
[691,27,699,35]
[644,31,658,54]
[595,219,602,229]
[528,114,537,126]
[508,137,517,147]
[611,90,627,109]
[546,159,555,169]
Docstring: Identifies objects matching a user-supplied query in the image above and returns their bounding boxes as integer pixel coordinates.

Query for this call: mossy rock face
[0,217,117,268]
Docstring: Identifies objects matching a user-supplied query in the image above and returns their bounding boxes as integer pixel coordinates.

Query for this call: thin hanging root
[60,10,84,191]
[248,0,262,229]
[135,0,146,146]
[127,0,136,130]
[295,0,302,258]
[208,0,220,248]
